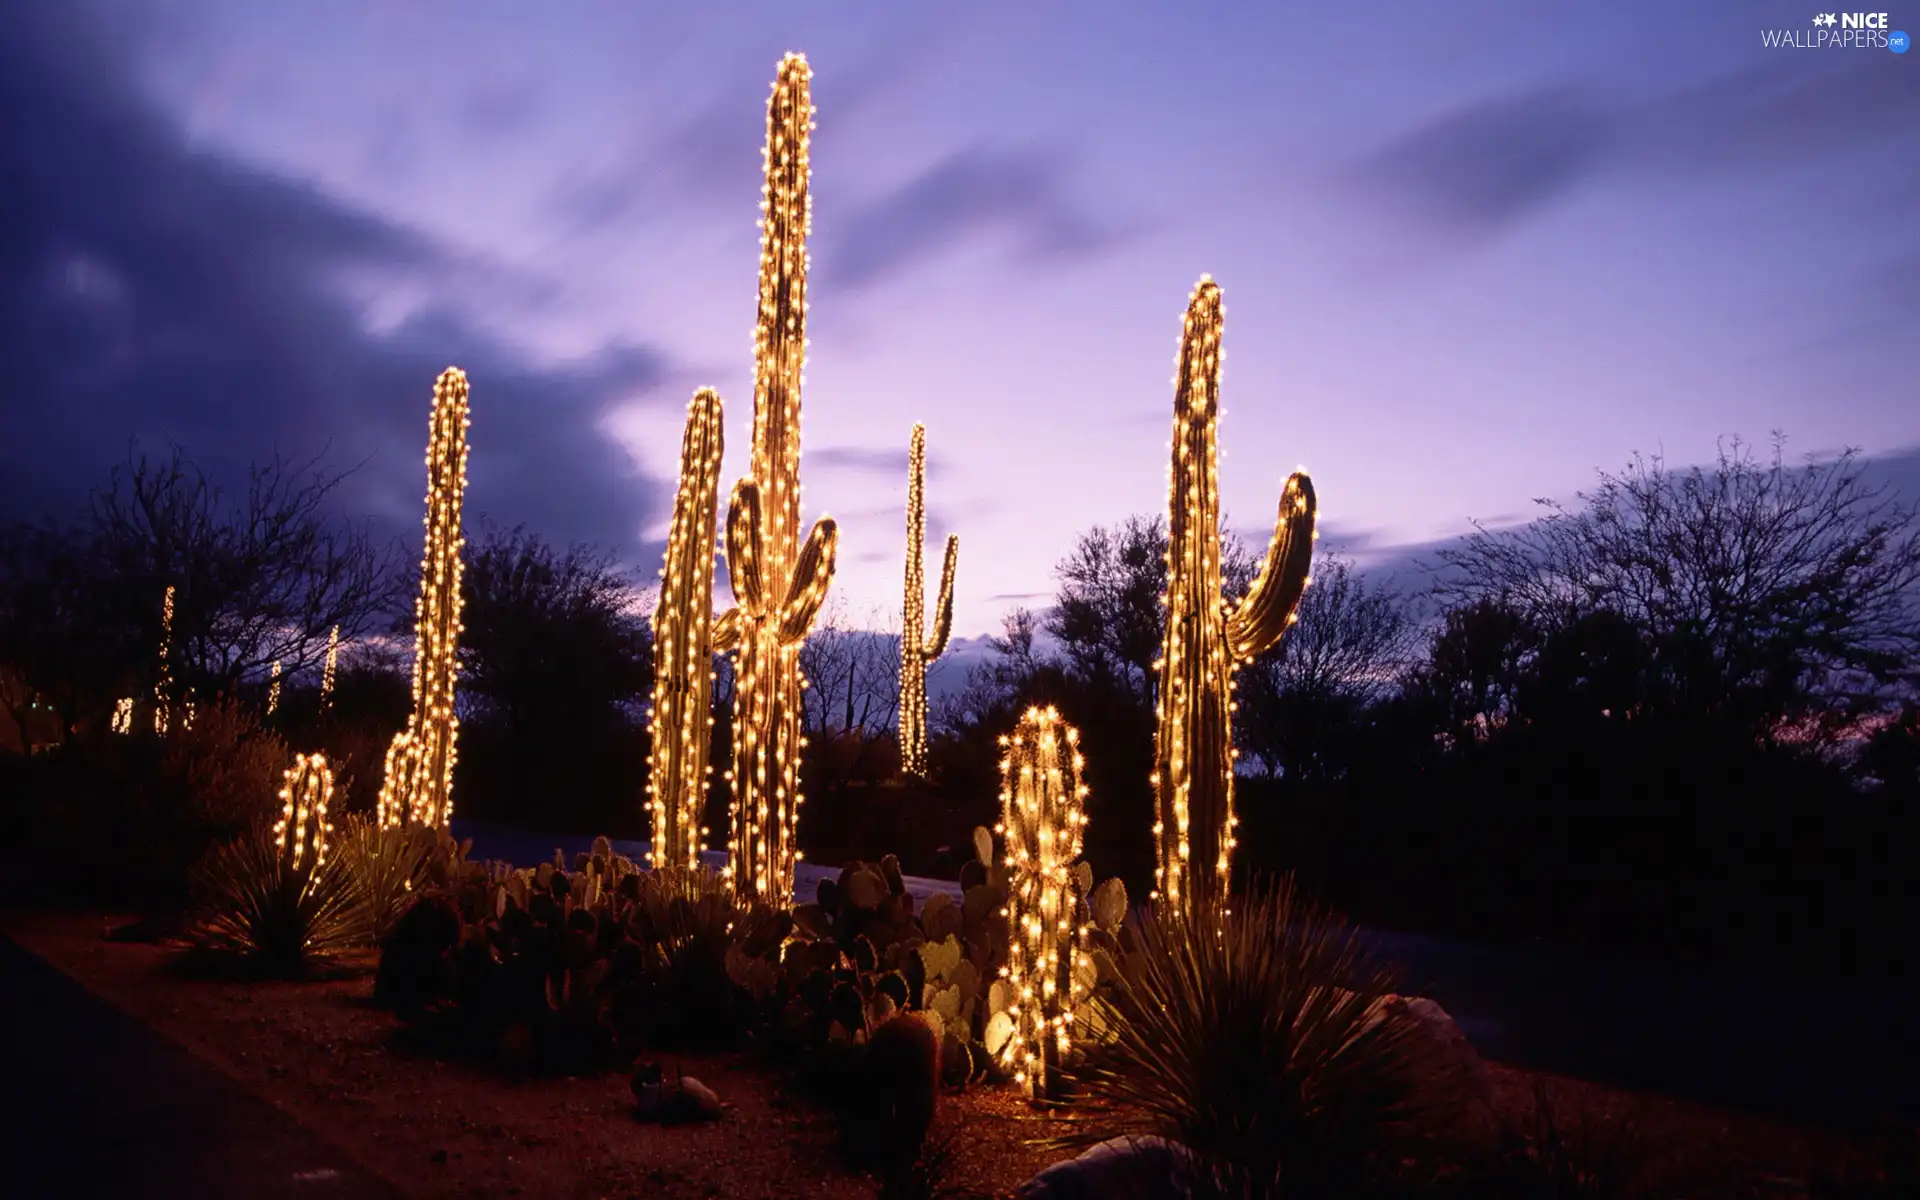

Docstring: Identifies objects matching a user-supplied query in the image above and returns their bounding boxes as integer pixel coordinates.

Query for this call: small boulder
[634,1067,724,1125]
[1014,1136,1198,1200]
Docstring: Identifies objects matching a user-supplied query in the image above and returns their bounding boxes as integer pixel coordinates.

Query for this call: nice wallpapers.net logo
[1763,12,1910,50]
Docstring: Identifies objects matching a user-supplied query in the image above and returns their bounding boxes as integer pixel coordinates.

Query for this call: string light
[274,752,335,874]
[647,388,726,871]
[319,625,339,711]
[898,422,959,779]
[379,367,472,829]
[266,660,282,717]
[111,697,132,735]
[993,706,1091,1099]
[718,53,839,907]
[154,585,175,735]
[1150,277,1317,913]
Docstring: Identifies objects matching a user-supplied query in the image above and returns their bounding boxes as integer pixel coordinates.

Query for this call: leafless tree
[798,600,902,790]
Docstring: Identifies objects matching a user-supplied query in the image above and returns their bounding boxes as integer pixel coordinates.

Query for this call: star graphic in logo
[1812,12,1838,25]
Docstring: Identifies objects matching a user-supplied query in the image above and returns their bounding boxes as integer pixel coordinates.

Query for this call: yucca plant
[182,822,371,977]
[1060,875,1449,1199]
[333,814,436,944]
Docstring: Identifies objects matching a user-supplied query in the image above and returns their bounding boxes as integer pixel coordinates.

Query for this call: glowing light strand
[273,752,335,875]
[1150,277,1317,912]
[898,422,959,779]
[153,585,175,735]
[647,388,726,871]
[994,706,1091,1099]
[716,54,839,908]
[266,659,282,716]
[319,625,339,711]
[379,367,471,829]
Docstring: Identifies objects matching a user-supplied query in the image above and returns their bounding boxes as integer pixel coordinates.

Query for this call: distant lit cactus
[154,585,175,735]
[995,705,1090,1099]
[319,625,339,712]
[1152,277,1316,912]
[380,367,471,829]
[266,659,282,716]
[715,54,839,907]
[899,423,958,779]
[647,388,726,871]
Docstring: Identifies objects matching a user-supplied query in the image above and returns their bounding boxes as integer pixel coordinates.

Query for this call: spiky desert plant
[334,813,436,944]
[381,367,472,828]
[714,54,839,907]
[899,423,959,779]
[1062,877,1434,1196]
[154,584,176,734]
[185,752,369,975]
[647,388,726,871]
[1152,278,1316,911]
[994,706,1091,1099]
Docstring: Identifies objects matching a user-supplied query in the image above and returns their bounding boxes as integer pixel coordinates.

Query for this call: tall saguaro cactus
[995,706,1090,1099]
[319,625,339,712]
[715,54,839,907]
[899,423,958,778]
[1151,277,1316,911]
[154,585,176,735]
[380,367,472,829]
[647,388,726,871]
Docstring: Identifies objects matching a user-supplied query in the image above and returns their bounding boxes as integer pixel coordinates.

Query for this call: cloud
[822,145,1136,289]
[1340,58,1920,240]
[809,443,957,481]
[0,5,678,557]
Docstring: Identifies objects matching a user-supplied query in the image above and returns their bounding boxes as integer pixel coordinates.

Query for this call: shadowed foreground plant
[334,814,435,943]
[1059,875,1442,1198]
[182,823,370,977]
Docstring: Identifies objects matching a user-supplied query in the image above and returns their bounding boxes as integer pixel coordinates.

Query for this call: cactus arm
[924,534,958,659]
[726,479,766,617]
[712,607,742,654]
[776,516,838,643]
[1226,472,1317,661]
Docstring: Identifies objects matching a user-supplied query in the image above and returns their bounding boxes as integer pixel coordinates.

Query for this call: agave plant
[182,823,371,976]
[1061,875,1448,1198]
[332,814,436,943]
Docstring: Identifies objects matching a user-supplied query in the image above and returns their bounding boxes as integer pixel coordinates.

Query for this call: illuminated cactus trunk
[1152,277,1316,912]
[154,585,175,735]
[717,55,839,907]
[274,752,335,876]
[899,423,959,779]
[647,388,726,871]
[266,660,282,716]
[996,706,1090,1099]
[319,625,339,712]
[381,367,471,829]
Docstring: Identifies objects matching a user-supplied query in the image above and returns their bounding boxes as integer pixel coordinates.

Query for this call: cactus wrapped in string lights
[154,585,176,734]
[375,730,413,830]
[995,706,1091,1099]
[646,388,726,871]
[713,54,839,907]
[319,625,339,711]
[266,660,282,716]
[1151,277,1316,912]
[898,423,959,778]
[379,367,472,829]
[274,753,336,874]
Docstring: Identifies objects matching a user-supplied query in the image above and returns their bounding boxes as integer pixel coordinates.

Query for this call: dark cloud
[1342,57,1919,239]
[0,5,676,558]
[821,145,1136,289]
[809,443,957,481]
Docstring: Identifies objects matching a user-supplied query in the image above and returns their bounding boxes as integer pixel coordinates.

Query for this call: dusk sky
[3,0,1915,640]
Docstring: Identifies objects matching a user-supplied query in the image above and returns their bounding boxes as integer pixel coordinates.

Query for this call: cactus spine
[1151,277,1316,912]
[995,706,1091,1099]
[275,752,335,875]
[715,54,839,907]
[899,423,958,778]
[380,367,471,829]
[647,388,726,871]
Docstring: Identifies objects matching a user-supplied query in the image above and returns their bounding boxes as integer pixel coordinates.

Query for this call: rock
[1379,994,1494,1103]
[659,1076,723,1124]
[1014,1136,1198,1200]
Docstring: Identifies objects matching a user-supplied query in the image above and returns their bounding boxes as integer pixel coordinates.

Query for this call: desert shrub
[1061,875,1444,1198]
[333,816,436,943]
[374,891,463,1020]
[181,822,371,977]
[850,1012,941,1184]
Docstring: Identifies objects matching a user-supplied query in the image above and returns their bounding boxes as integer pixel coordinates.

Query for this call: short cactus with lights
[1151,277,1316,912]
[898,423,958,779]
[274,752,336,873]
[647,388,726,871]
[381,366,472,829]
[714,54,839,907]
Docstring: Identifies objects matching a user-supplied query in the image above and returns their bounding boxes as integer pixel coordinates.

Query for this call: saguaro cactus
[1151,277,1316,911]
[154,585,176,734]
[995,706,1091,1099]
[380,367,472,829]
[898,423,959,779]
[647,388,726,871]
[714,54,839,907]
[319,625,339,712]
[266,660,282,716]
[274,752,336,875]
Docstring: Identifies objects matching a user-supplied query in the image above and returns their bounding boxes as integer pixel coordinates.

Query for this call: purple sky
[3,0,1915,637]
